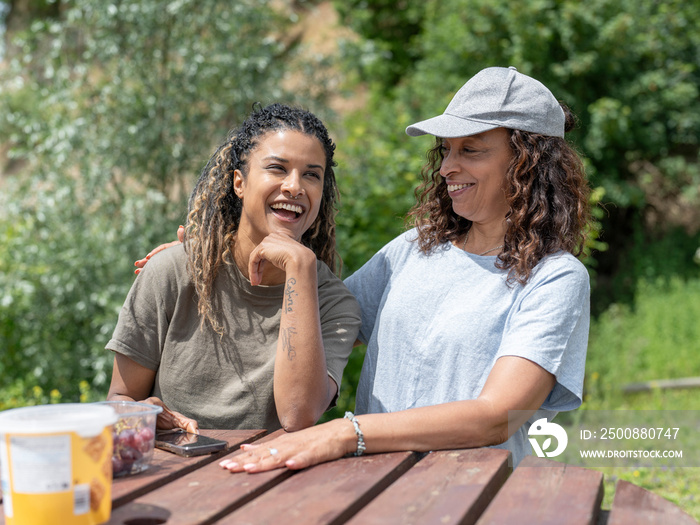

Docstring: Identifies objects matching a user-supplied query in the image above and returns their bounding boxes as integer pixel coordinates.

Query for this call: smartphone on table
[155,429,228,457]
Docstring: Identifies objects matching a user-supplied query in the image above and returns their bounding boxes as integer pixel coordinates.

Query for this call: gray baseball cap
[405,66,565,138]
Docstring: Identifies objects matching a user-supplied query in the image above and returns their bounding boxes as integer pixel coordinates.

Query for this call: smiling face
[233,129,326,245]
[439,128,513,227]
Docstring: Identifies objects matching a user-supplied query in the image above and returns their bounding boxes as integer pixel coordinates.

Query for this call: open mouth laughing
[270,202,304,220]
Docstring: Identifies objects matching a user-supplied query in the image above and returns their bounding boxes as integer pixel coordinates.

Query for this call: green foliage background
[1,2,699,516]
[331,0,700,275]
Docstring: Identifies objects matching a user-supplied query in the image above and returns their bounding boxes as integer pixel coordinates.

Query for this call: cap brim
[405,114,499,138]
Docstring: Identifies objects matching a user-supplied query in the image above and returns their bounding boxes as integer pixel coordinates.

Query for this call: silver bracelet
[344,411,366,456]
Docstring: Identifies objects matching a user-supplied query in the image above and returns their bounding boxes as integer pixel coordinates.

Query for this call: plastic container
[96,401,162,478]
[0,403,118,525]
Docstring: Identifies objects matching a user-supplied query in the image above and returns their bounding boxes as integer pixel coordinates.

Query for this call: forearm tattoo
[282,326,297,361]
[284,277,297,313]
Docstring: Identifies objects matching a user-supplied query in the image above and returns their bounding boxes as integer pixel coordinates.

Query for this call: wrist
[331,417,359,457]
[284,247,317,274]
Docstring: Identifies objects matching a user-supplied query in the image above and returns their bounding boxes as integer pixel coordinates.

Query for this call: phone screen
[155,430,228,457]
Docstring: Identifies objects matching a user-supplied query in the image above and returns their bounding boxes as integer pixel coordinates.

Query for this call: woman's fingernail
[243,463,256,470]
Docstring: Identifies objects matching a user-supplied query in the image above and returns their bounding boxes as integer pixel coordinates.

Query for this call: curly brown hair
[407,104,591,285]
[185,103,339,333]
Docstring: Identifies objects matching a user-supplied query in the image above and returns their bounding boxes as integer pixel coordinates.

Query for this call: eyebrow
[262,155,324,171]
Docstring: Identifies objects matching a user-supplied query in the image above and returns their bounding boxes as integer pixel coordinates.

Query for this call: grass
[597,465,700,520]
[581,276,700,520]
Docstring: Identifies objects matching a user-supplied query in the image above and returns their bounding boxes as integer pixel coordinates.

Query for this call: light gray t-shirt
[107,243,361,431]
[344,229,589,466]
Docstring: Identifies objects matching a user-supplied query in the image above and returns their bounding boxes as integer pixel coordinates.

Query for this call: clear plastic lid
[95,400,162,418]
[0,403,118,437]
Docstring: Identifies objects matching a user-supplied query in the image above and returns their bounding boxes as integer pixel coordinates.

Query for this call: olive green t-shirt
[106,244,361,431]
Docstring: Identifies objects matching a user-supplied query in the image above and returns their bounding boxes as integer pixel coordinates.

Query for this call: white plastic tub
[0,403,118,525]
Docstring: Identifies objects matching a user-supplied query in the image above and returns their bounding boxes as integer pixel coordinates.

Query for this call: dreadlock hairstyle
[407,103,591,285]
[185,103,339,333]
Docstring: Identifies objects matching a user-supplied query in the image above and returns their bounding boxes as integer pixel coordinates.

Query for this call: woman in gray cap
[136,67,590,470]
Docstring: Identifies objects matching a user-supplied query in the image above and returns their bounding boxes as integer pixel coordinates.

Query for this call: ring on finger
[268,447,278,456]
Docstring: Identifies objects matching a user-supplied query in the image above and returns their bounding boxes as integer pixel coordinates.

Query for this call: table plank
[607,480,699,525]
[345,447,511,525]
[476,455,604,525]
[107,430,292,525]
[111,428,266,508]
[217,451,419,525]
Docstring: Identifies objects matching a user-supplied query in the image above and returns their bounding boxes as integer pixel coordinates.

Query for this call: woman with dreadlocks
[106,104,361,434]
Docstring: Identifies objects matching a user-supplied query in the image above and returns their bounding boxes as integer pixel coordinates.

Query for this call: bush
[0,172,184,404]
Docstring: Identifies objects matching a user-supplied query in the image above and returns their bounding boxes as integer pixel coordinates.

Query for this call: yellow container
[0,403,118,525]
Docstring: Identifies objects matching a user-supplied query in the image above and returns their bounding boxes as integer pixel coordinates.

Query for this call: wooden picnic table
[1,428,697,524]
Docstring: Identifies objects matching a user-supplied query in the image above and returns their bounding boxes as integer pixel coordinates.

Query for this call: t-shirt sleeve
[105,248,182,371]
[343,234,407,345]
[316,262,362,401]
[497,255,590,411]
